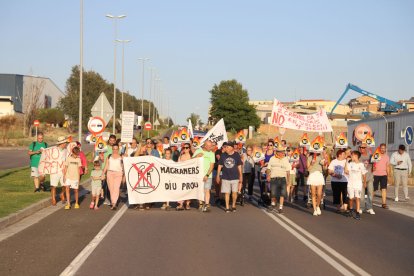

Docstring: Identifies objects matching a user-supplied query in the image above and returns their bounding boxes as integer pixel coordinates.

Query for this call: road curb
[0,180,91,231]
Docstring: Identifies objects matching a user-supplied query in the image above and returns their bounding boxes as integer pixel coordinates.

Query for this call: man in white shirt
[390,144,412,201]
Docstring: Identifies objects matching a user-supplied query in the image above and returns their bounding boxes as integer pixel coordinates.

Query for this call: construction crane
[330,83,406,116]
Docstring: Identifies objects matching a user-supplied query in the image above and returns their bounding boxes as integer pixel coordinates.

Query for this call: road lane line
[252,196,370,276]
[276,213,370,276]
[262,210,355,276]
[60,204,128,276]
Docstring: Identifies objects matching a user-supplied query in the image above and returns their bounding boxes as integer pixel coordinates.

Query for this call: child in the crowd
[345,151,367,220]
[63,147,82,210]
[161,148,173,210]
[90,160,104,210]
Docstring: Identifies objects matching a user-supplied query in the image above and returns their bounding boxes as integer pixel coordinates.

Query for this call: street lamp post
[78,0,83,142]
[138,58,149,139]
[106,14,126,134]
[116,39,131,114]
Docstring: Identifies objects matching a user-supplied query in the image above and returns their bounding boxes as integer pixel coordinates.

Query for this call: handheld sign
[362,132,375,148]
[371,147,381,163]
[88,117,105,135]
[309,136,324,153]
[335,132,348,149]
[299,133,309,148]
[235,130,246,144]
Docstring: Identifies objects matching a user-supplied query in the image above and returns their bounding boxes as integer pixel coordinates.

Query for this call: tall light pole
[138,58,149,138]
[106,14,126,134]
[116,39,130,113]
[78,0,83,142]
[153,77,161,125]
[148,67,154,125]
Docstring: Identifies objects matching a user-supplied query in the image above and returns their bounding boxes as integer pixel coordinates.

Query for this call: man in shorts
[50,136,68,205]
[193,140,215,212]
[266,145,290,213]
[28,132,48,192]
[216,141,243,213]
[373,143,390,209]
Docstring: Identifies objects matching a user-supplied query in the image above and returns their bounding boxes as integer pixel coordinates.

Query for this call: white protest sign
[121,111,135,143]
[123,156,204,204]
[199,118,228,148]
[38,146,67,175]
[270,99,333,132]
[188,119,194,139]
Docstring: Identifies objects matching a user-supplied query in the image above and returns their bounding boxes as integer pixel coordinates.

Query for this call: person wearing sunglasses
[359,143,375,215]
[145,138,160,158]
[177,143,193,210]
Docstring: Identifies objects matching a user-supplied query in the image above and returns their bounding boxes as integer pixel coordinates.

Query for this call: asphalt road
[1,187,413,276]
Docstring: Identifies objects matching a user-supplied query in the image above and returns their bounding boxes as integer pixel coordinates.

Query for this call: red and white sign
[33,120,40,127]
[87,117,105,135]
[270,99,333,132]
[144,122,152,131]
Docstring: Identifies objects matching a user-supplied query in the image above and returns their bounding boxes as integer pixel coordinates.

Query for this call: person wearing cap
[390,144,412,202]
[266,145,290,213]
[216,141,243,213]
[49,136,69,206]
[359,143,375,214]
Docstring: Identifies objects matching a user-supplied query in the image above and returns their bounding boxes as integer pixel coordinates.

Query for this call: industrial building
[347,112,414,160]
[0,74,64,117]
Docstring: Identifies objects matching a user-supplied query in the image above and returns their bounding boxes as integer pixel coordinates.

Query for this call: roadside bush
[37,108,65,126]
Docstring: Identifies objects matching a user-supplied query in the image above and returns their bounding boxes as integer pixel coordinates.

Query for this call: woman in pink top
[373,143,390,209]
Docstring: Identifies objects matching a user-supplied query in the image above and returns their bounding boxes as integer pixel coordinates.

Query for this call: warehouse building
[0,74,64,117]
[347,112,414,160]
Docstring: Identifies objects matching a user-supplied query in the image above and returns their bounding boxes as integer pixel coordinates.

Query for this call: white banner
[270,99,333,132]
[38,146,67,175]
[121,111,135,143]
[123,156,204,204]
[199,118,228,148]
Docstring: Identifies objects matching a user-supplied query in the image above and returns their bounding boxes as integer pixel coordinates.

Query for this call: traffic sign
[144,122,152,131]
[404,126,413,146]
[87,117,106,135]
[91,92,113,126]
[33,120,40,127]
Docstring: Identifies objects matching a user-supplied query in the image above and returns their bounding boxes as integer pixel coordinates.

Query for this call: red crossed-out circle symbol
[128,162,160,194]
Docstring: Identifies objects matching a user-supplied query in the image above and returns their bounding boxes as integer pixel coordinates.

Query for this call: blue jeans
[360,179,373,210]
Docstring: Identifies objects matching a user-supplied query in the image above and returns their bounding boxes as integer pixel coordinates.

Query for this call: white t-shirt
[328,159,348,182]
[347,162,367,188]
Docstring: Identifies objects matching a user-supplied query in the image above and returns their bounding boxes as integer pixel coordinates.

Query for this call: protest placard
[123,156,204,204]
[199,118,228,148]
[270,99,333,132]
[121,111,135,143]
[335,132,348,149]
[38,146,66,175]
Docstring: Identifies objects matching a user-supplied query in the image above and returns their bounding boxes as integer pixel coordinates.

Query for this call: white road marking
[60,204,128,276]
[252,197,370,276]
[263,210,356,276]
[372,203,414,218]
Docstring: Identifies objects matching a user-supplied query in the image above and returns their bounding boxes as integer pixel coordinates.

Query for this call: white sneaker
[367,209,375,215]
[358,209,362,214]
[394,197,399,202]
[405,197,410,201]
[313,210,318,216]
[316,207,321,215]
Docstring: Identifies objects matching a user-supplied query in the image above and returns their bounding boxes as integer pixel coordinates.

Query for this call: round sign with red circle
[144,122,152,131]
[33,120,40,127]
[87,117,106,135]
[354,123,373,141]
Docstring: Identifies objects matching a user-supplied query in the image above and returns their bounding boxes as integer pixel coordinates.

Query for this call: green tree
[209,79,260,130]
[37,108,65,126]
[187,113,203,127]
[58,66,159,132]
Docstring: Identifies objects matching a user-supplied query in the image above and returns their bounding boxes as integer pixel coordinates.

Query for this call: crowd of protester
[28,132,412,220]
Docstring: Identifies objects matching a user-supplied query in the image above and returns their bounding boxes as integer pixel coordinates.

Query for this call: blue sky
[1,0,413,124]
